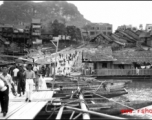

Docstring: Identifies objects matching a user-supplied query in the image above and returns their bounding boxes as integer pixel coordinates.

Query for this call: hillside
[0,1,90,28]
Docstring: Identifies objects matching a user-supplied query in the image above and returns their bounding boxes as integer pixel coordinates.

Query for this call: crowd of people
[0,63,48,117]
[51,50,80,76]
[0,50,81,117]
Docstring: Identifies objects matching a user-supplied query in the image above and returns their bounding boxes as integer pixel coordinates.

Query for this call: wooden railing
[82,69,152,76]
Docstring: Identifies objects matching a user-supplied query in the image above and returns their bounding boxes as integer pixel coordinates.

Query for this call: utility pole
[51,38,59,90]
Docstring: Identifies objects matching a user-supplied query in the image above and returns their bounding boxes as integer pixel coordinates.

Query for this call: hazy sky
[0,1,152,30]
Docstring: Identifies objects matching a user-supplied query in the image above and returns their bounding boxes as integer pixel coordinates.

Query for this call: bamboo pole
[79,93,90,119]
[73,113,82,120]
[70,90,78,99]
[65,106,128,120]
[56,106,64,119]
[52,63,56,90]
[70,111,75,119]
[51,39,59,90]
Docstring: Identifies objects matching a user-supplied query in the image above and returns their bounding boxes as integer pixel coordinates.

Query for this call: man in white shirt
[13,66,19,85]
[23,64,36,102]
[0,78,7,117]
[0,65,16,117]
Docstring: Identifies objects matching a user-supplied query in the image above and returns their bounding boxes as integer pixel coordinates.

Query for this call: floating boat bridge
[1,86,152,119]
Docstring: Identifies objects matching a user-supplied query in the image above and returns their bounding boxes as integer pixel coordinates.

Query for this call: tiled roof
[83,46,152,63]
[135,30,143,36]
[83,52,116,62]
[113,50,152,63]
[82,47,117,61]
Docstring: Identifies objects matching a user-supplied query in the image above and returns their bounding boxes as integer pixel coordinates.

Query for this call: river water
[119,80,152,101]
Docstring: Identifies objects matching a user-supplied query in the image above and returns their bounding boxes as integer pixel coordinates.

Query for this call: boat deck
[0,91,54,119]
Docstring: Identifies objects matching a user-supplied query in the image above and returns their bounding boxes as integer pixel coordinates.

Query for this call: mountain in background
[0,1,91,28]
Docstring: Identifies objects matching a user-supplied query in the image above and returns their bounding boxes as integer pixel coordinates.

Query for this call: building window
[107,27,112,30]
[102,63,107,68]
[103,32,106,35]
[90,32,95,35]
[118,65,124,69]
[100,27,106,30]
[107,32,112,35]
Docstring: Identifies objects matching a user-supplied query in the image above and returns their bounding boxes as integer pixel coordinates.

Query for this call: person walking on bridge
[24,64,36,102]
[0,65,16,117]
[13,66,19,85]
[17,66,26,97]
[0,78,8,117]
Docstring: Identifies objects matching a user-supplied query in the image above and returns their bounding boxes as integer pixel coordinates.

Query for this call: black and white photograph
[0,0,152,119]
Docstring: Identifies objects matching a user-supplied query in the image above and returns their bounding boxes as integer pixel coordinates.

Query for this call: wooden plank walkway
[0,91,54,119]
[10,91,54,102]
[0,102,47,119]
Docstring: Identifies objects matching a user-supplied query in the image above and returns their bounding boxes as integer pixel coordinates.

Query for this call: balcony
[32,25,41,28]
[32,33,41,36]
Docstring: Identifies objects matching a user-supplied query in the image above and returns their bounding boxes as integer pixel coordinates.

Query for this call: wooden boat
[53,87,128,98]
[47,77,132,92]
[51,78,131,98]
[36,99,152,119]
[49,82,130,100]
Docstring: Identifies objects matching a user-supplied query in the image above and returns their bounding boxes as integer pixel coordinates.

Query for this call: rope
[93,81,105,93]
[45,98,59,113]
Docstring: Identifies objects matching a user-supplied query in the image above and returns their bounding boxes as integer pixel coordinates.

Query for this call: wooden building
[82,23,113,39]
[82,47,152,76]
[31,19,41,37]
[0,24,31,55]
[31,19,42,47]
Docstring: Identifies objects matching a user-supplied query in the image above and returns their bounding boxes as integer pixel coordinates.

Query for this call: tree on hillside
[82,24,92,31]
[81,24,92,41]
[47,20,81,41]
[48,19,66,37]
[66,26,81,41]
[59,22,66,39]
[41,26,47,34]
[47,20,53,34]
[52,19,60,36]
